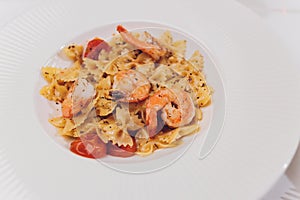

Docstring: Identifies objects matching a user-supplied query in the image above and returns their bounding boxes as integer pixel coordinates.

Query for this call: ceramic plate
[0,0,300,199]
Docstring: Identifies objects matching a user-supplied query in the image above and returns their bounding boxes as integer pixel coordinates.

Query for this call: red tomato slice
[70,133,106,159]
[84,38,111,60]
[107,138,137,158]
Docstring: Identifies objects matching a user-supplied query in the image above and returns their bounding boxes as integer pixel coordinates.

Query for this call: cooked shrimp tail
[117,25,166,61]
[146,88,195,137]
[112,69,151,103]
[61,79,95,118]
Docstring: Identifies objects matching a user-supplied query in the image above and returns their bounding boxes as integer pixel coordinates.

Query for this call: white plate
[0,0,300,199]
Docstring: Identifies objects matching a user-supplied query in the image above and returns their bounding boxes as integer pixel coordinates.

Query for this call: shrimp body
[62,78,95,118]
[117,25,166,61]
[112,69,151,103]
[146,88,195,137]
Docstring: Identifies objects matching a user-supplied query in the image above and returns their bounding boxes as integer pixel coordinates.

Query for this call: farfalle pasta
[40,25,212,159]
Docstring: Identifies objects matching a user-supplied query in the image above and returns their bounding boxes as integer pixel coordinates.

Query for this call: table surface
[0,0,299,199]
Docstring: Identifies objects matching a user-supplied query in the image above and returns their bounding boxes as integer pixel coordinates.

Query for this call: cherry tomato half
[84,38,111,60]
[107,138,137,158]
[70,133,106,159]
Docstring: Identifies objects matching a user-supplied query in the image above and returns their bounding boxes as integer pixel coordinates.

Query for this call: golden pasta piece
[82,58,108,82]
[153,125,199,145]
[134,52,152,64]
[55,61,80,82]
[49,117,79,137]
[189,50,204,71]
[62,44,83,61]
[63,118,76,133]
[95,99,117,116]
[163,76,191,93]
[40,81,69,102]
[49,116,67,128]
[40,84,57,102]
[98,116,133,147]
[76,119,99,136]
[154,140,182,149]
[96,76,112,90]
[135,62,155,77]
[135,128,149,140]
[175,124,200,139]
[55,83,69,100]
[94,90,117,116]
[195,108,203,121]
[40,84,56,101]
[172,40,186,57]
[83,57,99,68]
[136,138,181,156]
[155,128,180,144]
[136,139,156,156]
[136,124,199,156]
[129,101,147,123]
[115,106,144,131]
[58,128,78,137]
[170,57,212,107]
[108,33,135,52]
[158,31,186,57]
[72,99,96,127]
[127,114,144,131]
[105,56,133,75]
[195,86,211,107]
[104,61,119,75]
[41,63,77,102]
[149,64,176,84]
[159,31,173,47]
[41,67,61,83]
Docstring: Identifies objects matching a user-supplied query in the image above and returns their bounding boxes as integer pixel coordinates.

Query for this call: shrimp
[146,88,195,137]
[117,25,166,61]
[111,69,151,103]
[62,78,95,118]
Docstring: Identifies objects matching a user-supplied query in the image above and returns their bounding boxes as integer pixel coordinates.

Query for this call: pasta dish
[40,25,212,158]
